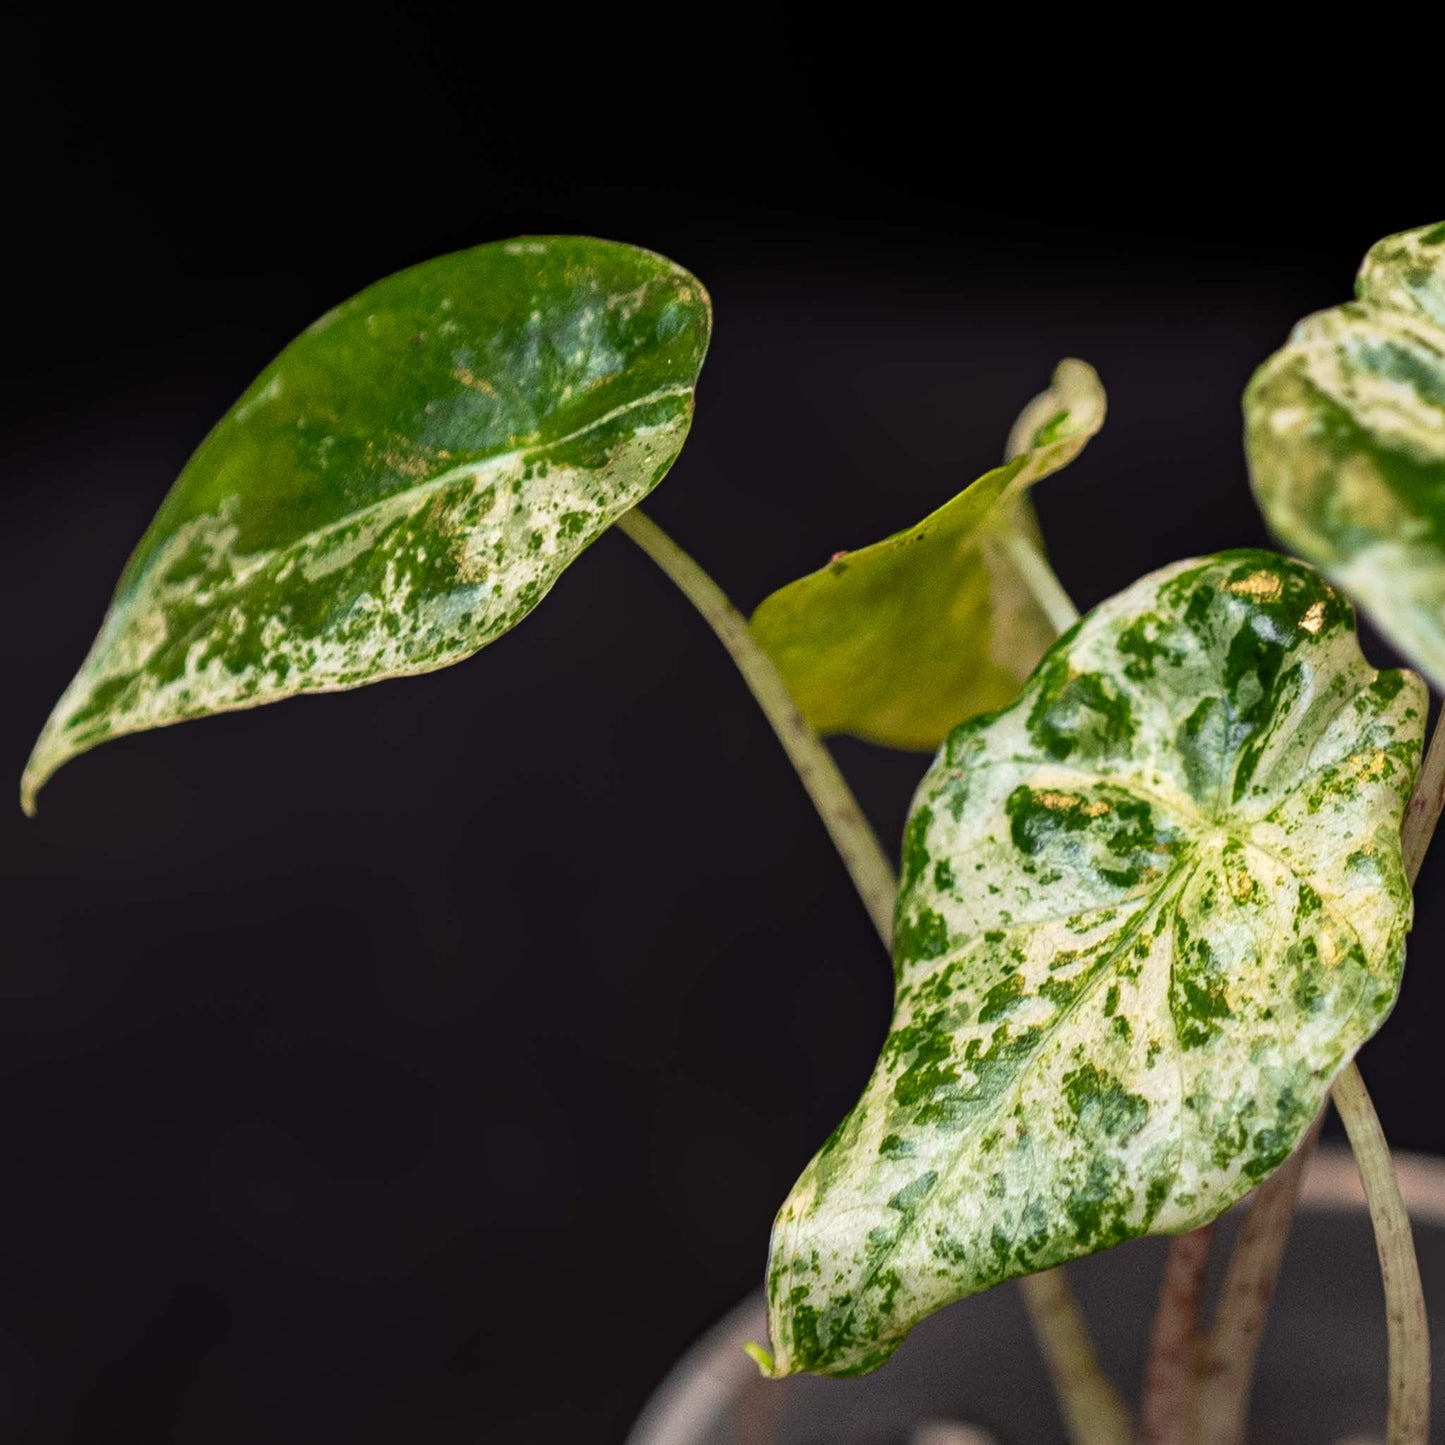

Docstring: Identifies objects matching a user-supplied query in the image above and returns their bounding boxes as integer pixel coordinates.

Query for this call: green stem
[1332,1061,1431,1444]
[620,506,1129,1442]
[617,508,897,948]
[1019,1269,1136,1445]
[1000,531,1082,633]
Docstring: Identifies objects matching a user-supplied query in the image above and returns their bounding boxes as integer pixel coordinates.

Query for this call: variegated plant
[23,223,1445,1444]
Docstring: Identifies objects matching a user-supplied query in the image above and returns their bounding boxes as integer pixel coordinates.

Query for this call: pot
[628,1144,1445,1444]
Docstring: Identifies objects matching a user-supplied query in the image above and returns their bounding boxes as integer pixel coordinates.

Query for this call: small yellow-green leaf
[764,551,1422,1378]
[22,238,711,811]
[748,360,1104,750]
[1246,220,1445,689]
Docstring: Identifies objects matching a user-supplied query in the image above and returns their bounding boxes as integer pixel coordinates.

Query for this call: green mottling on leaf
[978,973,1027,1023]
[895,906,950,966]
[1030,409,1072,448]
[1027,664,1137,762]
[1063,1064,1149,1140]
[1372,670,1406,703]
[900,806,934,891]
[888,1171,939,1212]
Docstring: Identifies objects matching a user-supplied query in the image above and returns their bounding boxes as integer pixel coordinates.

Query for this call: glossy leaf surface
[764,552,1422,1377]
[23,238,710,811]
[1246,220,1445,690]
[749,360,1104,750]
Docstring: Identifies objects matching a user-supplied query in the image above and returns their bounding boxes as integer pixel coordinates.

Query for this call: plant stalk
[617,508,898,948]
[1140,1223,1215,1443]
[1191,1116,1322,1445]
[1020,1269,1136,1445]
[1403,701,1445,884]
[620,506,1129,1442]
[1332,1061,1431,1444]
[1000,530,1082,634]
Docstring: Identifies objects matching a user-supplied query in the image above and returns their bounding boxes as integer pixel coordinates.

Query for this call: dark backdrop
[4,13,1443,1442]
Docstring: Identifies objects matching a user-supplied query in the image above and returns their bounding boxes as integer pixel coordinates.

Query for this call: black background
[4,12,1444,1442]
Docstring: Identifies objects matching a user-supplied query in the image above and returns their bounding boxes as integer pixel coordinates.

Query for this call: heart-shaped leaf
[1246,220,1445,689]
[764,551,1422,1377]
[748,359,1104,751]
[22,237,711,812]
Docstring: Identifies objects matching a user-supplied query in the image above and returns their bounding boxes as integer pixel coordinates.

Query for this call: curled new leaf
[748,359,1104,750]
[764,551,1422,1378]
[1246,220,1445,689]
[22,237,711,812]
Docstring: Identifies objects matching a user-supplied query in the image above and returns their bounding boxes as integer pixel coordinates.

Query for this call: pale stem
[1140,1223,1215,1444]
[1191,1116,1322,1445]
[1000,531,1082,633]
[1331,1061,1431,1445]
[1402,702,1445,884]
[1019,1269,1136,1445]
[620,506,1129,1440]
[616,508,897,948]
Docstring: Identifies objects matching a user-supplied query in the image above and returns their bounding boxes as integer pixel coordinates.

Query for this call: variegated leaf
[22,237,711,812]
[749,360,1104,751]
[1246,220,1445,690]
[763,551,1422,1378]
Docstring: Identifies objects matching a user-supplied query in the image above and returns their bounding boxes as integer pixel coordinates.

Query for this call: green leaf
[748,359,1104,750]
[764,551,1423,1378]
[1246,220,1445,690]
[22,237,711,812]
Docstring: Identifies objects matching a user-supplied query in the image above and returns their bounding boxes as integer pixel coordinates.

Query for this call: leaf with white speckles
[748,360,1104,750]
[764,551,1423,1377]
[1246,219,1445,690]
[22,237,711,811]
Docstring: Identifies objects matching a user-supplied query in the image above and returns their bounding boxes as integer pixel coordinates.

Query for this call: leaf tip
[1003,357,1106,463]
[19,706,81,817]
[741,1340,776,1377]
[20,740,57,818]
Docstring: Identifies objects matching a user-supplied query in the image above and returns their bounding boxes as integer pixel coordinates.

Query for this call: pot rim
[626,1144,1445,1445]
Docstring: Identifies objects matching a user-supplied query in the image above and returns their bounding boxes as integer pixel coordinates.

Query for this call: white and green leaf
[749,360,1104,751]
[764,551,1423,1378]
[1246,219,1445,690]
[22,237,711,812]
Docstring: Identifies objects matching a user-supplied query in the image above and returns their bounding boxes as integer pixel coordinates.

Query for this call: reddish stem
[1140,1223,1215,1443]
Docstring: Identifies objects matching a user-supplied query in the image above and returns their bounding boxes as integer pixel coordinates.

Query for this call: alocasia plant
[23,224,1445,1444]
